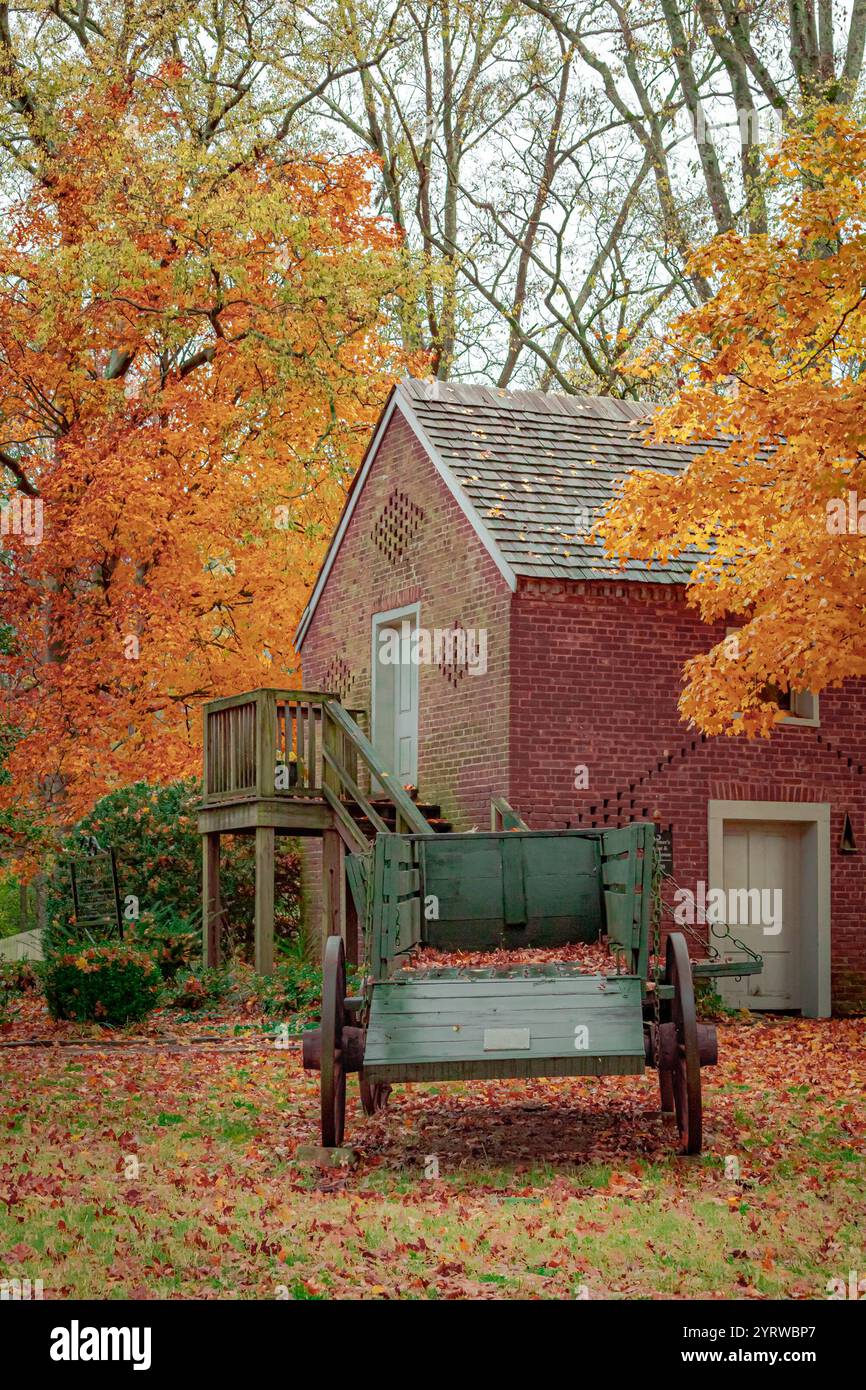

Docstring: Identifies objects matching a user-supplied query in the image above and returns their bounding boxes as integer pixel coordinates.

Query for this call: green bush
[128,903,200,980]
[44,779,302,960]
[255,955,323,1025]
[0,959,39,996]
[0,959,40,1024]
[41,944,162,1024]
[164,964,234,1012]
[694,978,741,1021]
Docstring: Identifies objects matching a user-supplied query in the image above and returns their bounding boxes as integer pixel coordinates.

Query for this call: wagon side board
[418,831,604,950]
[600,822,654,978]
[362,975,645,1084]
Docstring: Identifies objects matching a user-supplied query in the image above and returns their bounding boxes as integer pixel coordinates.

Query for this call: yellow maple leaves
[601,109,866,736]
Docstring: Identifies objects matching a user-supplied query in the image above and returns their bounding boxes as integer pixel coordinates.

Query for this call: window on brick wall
[726,628,819,726]
[764,684,819,724]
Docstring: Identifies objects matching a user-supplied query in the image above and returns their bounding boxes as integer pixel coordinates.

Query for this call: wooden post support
[203,832,221,969]
[255,824,275,975]
[256,689,278,799]
[322,828,345,947]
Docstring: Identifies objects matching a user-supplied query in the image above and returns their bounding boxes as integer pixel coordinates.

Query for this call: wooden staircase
[197,688,532,974]
[346,788,453,839]
[198,689,449,974]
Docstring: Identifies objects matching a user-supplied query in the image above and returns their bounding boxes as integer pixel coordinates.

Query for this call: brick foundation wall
[510,579,866,1013]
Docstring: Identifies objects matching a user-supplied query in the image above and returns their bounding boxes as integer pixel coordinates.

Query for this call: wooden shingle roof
[401,378,706,584]
[295,377,709,647]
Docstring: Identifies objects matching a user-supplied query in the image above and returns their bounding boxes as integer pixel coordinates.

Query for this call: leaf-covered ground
[1,1009,864,1299]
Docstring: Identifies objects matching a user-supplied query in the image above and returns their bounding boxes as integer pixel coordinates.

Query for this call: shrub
[0,959,39,996]
[255,955,323,1026]
[41,944,162,1024]
[694,978,741,1021]
[128,904,200,980]
[44,779,302,961]
[164,965,233,1012]
[0,959,40,1025]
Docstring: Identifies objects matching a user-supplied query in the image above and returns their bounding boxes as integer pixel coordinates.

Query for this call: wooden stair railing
[490,797,529,831]
[321,700,432,847]
[201,689,434,848]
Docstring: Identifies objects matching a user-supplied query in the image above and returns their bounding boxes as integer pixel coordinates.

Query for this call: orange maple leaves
[0,76,416,829]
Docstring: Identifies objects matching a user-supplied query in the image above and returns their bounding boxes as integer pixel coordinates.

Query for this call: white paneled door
[372,607,419,788]
[720,821,803,1010]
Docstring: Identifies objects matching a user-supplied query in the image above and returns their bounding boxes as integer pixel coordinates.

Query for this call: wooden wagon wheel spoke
[664,931,702,1155]
[321,935,347,1147]
[656,983,676,1118]
[359,1077,391,1116]
[658,1061,675,1117]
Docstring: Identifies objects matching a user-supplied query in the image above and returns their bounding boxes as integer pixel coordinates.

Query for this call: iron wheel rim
[321,935,347,1147]
[665,932,702,1155]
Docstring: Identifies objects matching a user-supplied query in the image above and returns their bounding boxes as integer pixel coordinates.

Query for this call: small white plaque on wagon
[483,1027,531,1051]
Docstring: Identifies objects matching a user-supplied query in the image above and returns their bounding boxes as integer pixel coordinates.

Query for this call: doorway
[708,800,831,1018]
[371,604,419,787]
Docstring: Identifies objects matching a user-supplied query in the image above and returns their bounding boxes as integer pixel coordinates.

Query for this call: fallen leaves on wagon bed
[398,940,617,973]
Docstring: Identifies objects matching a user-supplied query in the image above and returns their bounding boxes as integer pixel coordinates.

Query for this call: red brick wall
[300,409,512,829]
[510,578,866,1013]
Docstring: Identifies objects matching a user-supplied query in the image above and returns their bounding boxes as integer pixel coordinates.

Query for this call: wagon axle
[301,1023,365,1074]
[644,1021,718,1070]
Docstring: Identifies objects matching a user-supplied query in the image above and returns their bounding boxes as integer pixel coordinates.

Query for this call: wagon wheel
[320,935,347,1147]
[359,1076,391,1116]
[664,932,702,1155]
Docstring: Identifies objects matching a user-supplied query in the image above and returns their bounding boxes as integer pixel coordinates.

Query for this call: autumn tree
[0,68,412,836]
[600,110,866,736]
[9,1,866,396]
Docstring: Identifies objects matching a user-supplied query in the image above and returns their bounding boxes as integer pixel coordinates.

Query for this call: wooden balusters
[204,699,257,799]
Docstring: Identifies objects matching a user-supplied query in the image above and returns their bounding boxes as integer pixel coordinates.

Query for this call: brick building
[295,379,866,1016]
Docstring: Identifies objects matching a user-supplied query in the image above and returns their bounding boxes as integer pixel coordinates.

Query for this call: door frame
[707,799,831,1018]
[370,601,421,786]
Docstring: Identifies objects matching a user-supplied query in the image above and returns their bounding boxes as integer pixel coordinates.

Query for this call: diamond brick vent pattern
[323,655,356,703]
[371,488,425,563]
[438,621,469,688]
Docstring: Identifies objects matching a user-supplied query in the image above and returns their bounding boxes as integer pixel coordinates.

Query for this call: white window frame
[725,628,820,728]
[781,689,820,727]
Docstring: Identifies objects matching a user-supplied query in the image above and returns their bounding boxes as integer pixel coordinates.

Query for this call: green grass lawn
[1,1016,863,1299]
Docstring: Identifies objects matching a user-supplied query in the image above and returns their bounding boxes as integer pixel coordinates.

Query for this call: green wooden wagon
[303,823,725,1155]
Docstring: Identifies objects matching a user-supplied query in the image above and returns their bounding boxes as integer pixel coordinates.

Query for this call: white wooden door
[372,611,419,787]
[720,822,802,1010]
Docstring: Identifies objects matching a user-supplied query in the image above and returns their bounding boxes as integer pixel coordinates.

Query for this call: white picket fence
[0,928,43,961]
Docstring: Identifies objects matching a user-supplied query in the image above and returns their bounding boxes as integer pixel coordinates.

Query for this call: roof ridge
[399,375,653,422]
